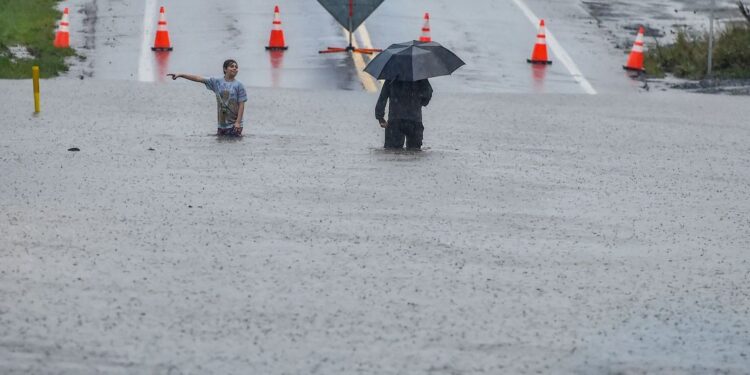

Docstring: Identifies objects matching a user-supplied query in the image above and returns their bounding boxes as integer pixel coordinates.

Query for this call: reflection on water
[215,134,244,144]
[369,146,432,162]
[531,64,548,93]
[154,51,171,83]
[624,69,647,89]
[269,50,285,88]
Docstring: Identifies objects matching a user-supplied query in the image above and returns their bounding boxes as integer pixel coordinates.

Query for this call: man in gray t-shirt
[167,59,248,136]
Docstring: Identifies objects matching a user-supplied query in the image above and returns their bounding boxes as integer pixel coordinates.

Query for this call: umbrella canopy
[364,40,465,81]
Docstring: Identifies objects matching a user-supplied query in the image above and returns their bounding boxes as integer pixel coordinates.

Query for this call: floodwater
[2,79,749,373]
[5,1,748,372]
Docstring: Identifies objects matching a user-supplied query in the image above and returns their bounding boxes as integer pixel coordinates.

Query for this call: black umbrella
[364,40,465,81]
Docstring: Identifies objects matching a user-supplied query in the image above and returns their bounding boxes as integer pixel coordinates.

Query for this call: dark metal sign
[316,0,386,32]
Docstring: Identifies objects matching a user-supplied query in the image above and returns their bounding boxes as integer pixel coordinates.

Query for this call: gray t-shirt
[205,77,248,128]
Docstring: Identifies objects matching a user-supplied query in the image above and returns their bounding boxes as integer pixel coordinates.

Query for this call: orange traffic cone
[266,6,288,50]
[53,8,70,48]
[527,19,552,64]
[623,26,645,72]
[151,6,172,51]
[419,13,431,42]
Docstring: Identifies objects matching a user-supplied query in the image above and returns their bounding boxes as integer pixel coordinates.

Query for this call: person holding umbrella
[375,78,432,149]
[365,40,465,150]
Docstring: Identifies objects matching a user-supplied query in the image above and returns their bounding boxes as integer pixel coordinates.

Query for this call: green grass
[0,0,75,78]
[645,25,750,80]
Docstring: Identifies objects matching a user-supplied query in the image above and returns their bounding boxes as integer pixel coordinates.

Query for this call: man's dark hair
[223,59,238,73]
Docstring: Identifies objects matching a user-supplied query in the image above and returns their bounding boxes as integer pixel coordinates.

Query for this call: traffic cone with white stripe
[266,6,288,50]
[527,19,552,64]
[623,26,645,72]
[151,6,173,51]
[419,13,431,42]
[53,8,70,48]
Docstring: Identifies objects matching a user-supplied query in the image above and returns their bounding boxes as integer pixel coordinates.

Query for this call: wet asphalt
[59,0,651,94]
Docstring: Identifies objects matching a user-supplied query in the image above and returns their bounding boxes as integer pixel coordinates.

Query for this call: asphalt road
[60,0,644,94]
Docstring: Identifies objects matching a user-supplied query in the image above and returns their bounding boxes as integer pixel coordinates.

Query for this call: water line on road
[510,0,597,95]
[138,0,157,82]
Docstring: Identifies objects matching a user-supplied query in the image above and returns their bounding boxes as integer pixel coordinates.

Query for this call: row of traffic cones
[53,6,290,51]
[159,5,287,50]
[526,19,646,71]
[52,7,431,53]
[406,13,645,71]
[151,6,289,50]
[412,14,647,72]
[52,6,646,72]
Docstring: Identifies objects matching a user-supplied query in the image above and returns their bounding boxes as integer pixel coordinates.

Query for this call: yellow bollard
[32,66,40,113]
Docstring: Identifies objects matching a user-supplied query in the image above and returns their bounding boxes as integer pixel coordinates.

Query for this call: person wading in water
[167,59,248,137]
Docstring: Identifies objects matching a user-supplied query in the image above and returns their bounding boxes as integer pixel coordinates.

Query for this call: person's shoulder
[234,81,247,94]
[234,81,248,100]
[203,76,218,88]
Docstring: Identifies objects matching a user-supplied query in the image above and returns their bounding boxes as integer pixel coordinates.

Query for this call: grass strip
[645,25,750,79]
[0,0,75,78]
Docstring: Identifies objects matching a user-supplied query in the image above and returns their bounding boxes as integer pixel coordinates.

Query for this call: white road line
[341,23,378,92]
[358,25,377,53]
[510,0,597,95]
[357,25,384,89]
[137,0,157,82]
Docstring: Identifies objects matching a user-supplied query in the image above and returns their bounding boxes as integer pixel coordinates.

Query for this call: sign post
[707,0,715,77]
[32,66,40,113]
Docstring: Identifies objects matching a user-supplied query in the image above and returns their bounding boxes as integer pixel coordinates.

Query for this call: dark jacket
[375,79,433,122]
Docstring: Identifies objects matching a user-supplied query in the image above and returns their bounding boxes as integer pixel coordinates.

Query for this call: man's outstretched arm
[166,73,207,83]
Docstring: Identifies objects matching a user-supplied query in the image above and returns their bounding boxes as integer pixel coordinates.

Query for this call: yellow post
[32,66,40,113]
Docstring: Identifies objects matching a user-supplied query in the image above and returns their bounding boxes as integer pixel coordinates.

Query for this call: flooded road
[2,78,749,374]
[7,1,747,373]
